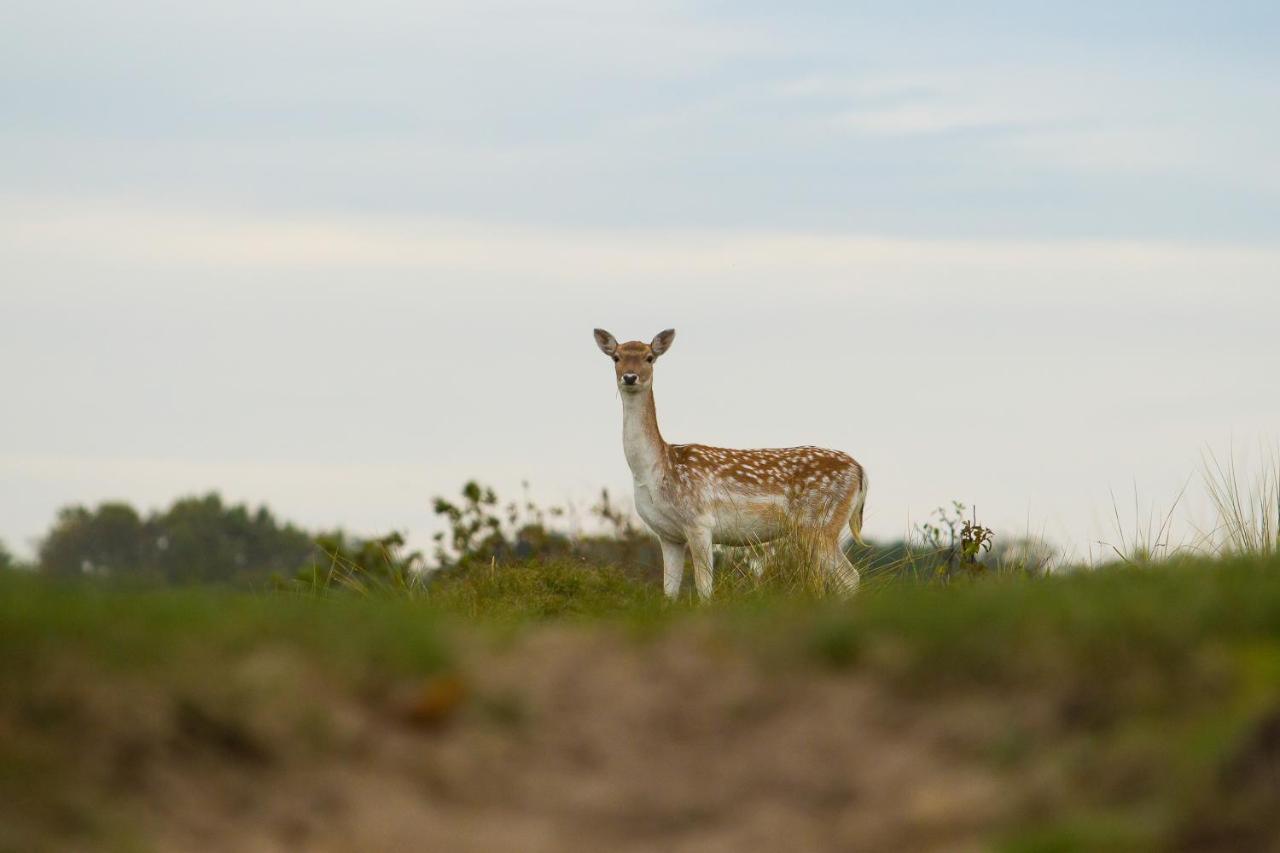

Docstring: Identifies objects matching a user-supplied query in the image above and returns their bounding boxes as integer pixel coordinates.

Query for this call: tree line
[17,494,317,584]
[0,484,662,586]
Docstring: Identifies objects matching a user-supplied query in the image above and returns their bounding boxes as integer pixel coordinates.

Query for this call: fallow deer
[594,328,868,599]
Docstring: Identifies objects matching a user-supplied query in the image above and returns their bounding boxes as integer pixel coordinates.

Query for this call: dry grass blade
[1098,479,1190,566]
[1202,443,1279,558]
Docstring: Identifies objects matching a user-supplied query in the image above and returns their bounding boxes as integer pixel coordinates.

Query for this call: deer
[593,328,868,600]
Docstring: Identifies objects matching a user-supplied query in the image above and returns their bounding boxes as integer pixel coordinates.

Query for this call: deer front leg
[686,528,715,600]
[659,539,686,600]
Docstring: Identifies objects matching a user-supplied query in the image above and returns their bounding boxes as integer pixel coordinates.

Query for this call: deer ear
[650,328,675,356]
[593,328,618,356]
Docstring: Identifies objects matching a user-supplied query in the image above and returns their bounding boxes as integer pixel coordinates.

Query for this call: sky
[3,1,1279,561]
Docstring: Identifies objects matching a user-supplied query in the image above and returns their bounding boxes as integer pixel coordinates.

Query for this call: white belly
[634,479,790,546]
[708,495,787,546]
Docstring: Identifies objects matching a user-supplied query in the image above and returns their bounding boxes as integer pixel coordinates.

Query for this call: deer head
[593,328,675,392]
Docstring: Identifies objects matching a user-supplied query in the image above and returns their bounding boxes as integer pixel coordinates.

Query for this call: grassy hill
[3,554,1280,851]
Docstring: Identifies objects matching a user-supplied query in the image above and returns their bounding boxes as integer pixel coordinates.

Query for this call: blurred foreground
[4,554,1280,852]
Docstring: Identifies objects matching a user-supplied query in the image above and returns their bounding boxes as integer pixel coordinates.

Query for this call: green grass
[0,571,453,681]
[4,553,1280,850]
[423,559,673,624]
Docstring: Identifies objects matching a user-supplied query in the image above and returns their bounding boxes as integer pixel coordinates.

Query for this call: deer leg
[826,544,861,597]
[686,529,715,600]
[659,539,686,600]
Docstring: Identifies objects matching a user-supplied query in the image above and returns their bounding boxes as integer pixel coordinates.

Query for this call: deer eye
[612,355,620,363]
[645,355,654,363]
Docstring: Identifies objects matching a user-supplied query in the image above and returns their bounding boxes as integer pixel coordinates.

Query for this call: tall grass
[1100,481,1190,566]
[1095,442,1280,568]
[1202,443,1280,559]
[714,519,849,598]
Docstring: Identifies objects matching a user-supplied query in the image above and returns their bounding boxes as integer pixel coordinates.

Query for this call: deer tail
[848,464,869,547]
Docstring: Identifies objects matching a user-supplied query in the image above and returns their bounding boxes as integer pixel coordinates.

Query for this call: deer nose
[622,373,638,385]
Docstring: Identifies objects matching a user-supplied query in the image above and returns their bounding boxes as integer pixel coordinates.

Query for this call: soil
[13,628,1024,852]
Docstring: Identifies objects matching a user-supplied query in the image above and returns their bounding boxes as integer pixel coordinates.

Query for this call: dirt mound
[13,627,1015,852]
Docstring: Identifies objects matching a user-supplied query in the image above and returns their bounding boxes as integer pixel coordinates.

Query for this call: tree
[39,503,145,579]
[36,494,315,585]
[150,494,312,585]
[0,539,20,571]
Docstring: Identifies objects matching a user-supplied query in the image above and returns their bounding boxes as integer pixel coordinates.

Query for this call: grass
[0,571,453,681]
[423,558,672,624]
[4,547,1280,850]
[1202,443,1280,559]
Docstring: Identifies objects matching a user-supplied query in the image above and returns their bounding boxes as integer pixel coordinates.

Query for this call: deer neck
[621,388,668,485]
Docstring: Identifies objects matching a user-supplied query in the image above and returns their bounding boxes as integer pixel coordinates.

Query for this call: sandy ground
[60,627,1024,853]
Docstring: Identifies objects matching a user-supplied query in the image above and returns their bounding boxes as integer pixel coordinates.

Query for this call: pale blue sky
[3,1,1278,559]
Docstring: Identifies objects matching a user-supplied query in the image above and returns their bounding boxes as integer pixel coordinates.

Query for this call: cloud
[776,62,1280,196]
[996,127,1203,174]
[4,4,1277,244]
[4,197,1278,312]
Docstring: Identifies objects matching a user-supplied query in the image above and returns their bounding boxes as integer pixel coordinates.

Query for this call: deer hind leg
[685,528,715,600]
[825,545,861,597]
[823,499,862,596]
[659,539,686,600]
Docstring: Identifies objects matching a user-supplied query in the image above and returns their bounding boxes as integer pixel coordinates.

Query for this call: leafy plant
[960,514,995,572]
[431,481,506,568]
[429,481,656,574]
[430,480,576,569]
[915,501,995,580]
